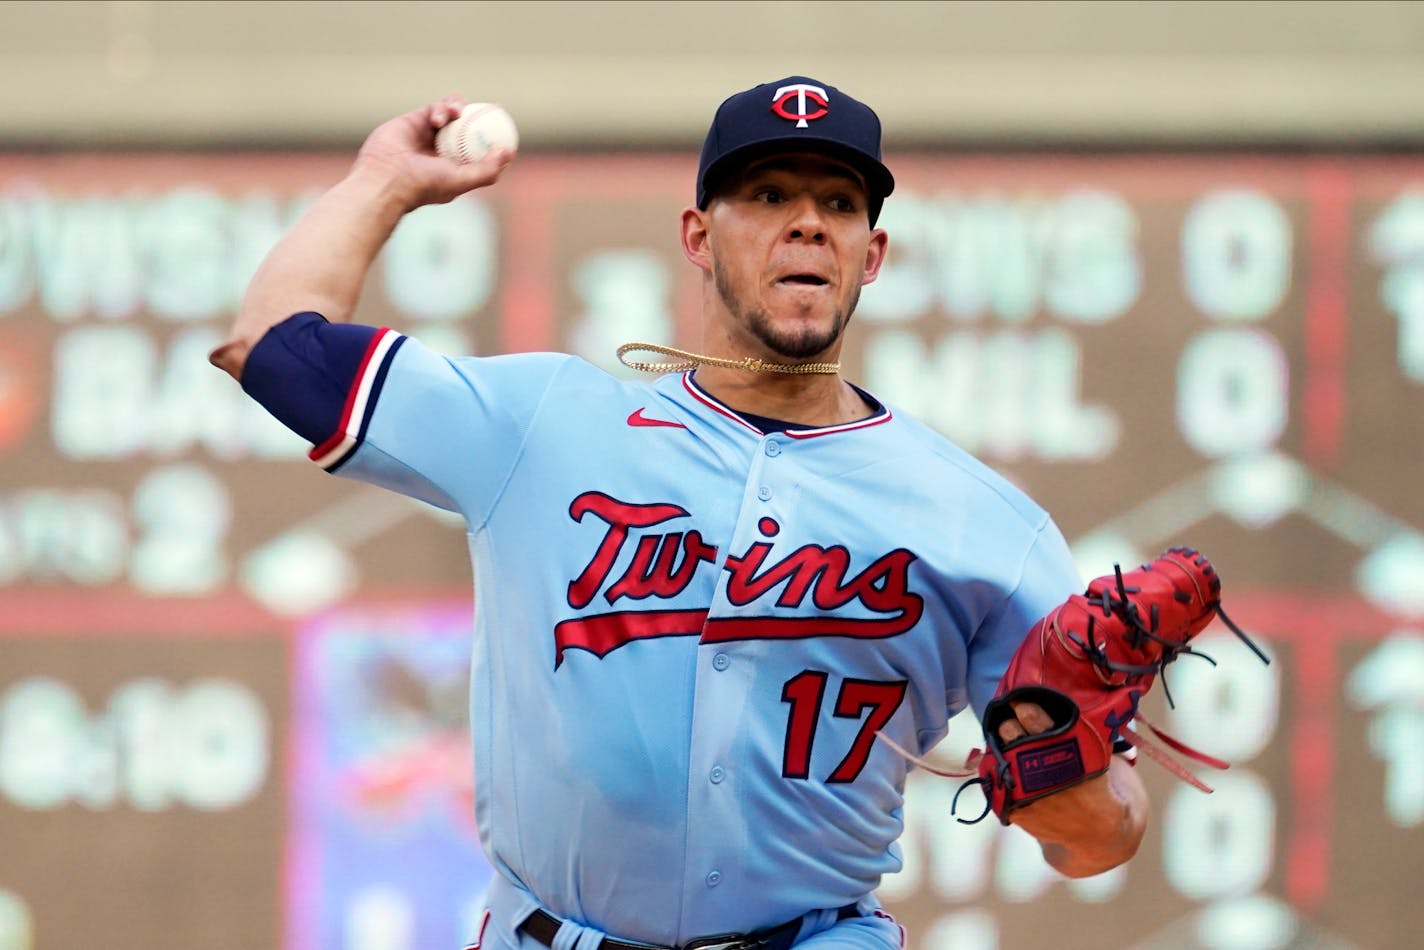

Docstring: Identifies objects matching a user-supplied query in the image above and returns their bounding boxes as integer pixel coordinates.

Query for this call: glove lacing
[882,558,1271,824]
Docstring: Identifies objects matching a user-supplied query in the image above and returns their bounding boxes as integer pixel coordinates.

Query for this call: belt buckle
[681,934,763,950]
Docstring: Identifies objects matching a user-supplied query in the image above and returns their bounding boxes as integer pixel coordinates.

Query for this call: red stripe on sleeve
[306,327,392,460]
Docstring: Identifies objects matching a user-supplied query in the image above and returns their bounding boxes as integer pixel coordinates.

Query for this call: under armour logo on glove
[879,548,1269,824]
[966,547,1269,823]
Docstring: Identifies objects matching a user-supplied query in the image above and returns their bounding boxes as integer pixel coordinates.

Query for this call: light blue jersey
[246,317,1082,949]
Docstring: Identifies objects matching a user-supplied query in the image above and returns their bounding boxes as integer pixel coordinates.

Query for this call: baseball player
[211,77,1155,950]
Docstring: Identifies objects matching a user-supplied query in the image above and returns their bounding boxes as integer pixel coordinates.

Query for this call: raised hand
[354,95,516,210]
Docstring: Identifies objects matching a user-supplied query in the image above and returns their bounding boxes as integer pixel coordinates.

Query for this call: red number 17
[780,671,908,782]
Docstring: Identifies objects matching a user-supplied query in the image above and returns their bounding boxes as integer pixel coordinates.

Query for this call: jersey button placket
[712,653,729,671]
[705,870,722,887]
[763,439,781,457]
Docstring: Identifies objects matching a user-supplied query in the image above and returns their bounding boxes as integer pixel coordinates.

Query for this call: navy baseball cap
[696,76,895,226]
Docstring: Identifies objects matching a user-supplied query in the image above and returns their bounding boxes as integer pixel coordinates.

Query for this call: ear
[680,206,713,274]
[860,228,890,285]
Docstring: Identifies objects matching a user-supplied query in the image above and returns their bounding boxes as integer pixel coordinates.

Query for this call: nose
[784,193,826,244]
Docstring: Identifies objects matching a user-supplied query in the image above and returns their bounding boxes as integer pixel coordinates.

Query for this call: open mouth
[778,274,829,286]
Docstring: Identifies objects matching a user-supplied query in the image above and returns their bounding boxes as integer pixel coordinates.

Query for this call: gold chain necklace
[616,342,840,376]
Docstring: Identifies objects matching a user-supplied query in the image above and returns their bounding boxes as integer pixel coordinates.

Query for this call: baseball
[435,102,519,165]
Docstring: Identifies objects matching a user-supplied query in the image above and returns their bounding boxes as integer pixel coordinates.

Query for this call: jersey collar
[676,372,892,439]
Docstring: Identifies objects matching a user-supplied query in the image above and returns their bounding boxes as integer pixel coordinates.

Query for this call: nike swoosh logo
[627,408,687,429]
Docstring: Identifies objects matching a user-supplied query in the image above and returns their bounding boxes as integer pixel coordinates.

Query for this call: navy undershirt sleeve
[240,311,392,445]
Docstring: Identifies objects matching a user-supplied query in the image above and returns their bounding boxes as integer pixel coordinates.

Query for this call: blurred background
[2,1,1423,948]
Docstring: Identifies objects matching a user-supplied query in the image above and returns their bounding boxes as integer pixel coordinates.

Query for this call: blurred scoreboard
[0,149,1422,950]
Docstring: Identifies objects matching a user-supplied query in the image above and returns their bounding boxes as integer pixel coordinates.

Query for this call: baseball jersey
[242,312,1083,946]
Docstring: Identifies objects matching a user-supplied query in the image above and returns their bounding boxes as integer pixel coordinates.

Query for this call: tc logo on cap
[770,83,829,128]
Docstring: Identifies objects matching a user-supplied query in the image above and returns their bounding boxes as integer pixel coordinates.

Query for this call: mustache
[712,260,862,360]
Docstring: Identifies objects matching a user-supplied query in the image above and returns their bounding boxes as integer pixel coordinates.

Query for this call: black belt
[519,905,859,950]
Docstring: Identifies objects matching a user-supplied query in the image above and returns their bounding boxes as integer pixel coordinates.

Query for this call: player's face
[690,153,888,361]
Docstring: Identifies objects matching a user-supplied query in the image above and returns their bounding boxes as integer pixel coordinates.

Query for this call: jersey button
[709,765,725,784]
[764,440,781,457]
[706,870,722,887]
[757,485,772,501]
[712,653,730,671]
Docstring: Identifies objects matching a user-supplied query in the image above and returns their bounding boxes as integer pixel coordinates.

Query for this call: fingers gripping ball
[961,547,1269,824]
[436,103,519,165]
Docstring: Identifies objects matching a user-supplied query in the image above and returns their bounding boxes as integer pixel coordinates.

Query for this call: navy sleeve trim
[239,312,406,473]
[308,327,406,472]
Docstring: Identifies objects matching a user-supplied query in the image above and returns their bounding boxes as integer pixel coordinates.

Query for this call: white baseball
[435,102,519,165]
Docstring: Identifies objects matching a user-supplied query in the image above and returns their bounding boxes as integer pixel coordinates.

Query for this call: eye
[829,195,857,213]
[755,187,785,204]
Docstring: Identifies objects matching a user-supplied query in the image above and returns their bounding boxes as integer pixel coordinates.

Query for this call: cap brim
[698,135,895,210]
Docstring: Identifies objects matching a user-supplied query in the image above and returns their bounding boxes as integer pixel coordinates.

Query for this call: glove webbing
[1073,563,1269,709]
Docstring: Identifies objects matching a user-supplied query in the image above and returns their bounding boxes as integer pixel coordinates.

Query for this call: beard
[714,258,859,360]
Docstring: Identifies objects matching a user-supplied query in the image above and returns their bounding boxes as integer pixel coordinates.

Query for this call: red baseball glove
[957,547,1268,824]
